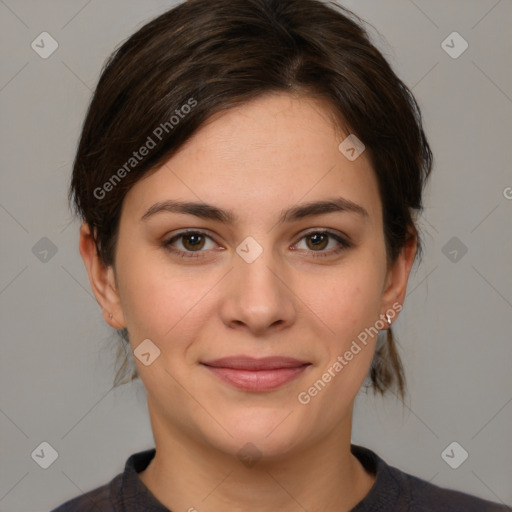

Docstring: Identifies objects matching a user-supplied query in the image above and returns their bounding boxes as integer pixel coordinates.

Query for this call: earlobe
[79,223,126,329]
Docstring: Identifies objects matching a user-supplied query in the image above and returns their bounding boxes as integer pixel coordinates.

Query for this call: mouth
[201,356,311,392]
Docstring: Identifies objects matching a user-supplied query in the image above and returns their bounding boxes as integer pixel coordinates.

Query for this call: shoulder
[51,478,115,512]
[386,459,509,511]
[351,444,510,512]
[49,448,158,512]
[49,475,119,512]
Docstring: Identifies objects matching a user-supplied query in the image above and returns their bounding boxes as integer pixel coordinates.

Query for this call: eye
[163,229,352,260]
[293,230,352,258]
[163,230,217,258]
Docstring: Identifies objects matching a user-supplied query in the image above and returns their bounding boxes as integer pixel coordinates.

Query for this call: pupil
[309,233,327,250]
[185,234,203,249]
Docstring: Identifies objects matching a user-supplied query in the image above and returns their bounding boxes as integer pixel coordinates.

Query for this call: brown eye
[294,230,352,258]
[305,232,329,251]
[163,230,217,258]
[181,233,206,251]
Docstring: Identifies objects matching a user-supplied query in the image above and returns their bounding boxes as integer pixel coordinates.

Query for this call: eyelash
[162,229,352,259]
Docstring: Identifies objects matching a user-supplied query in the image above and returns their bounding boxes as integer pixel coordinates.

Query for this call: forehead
[122,92,382,226]
[180,91,346,159]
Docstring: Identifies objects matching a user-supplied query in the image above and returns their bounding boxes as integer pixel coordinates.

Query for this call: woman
[52,0,509,510]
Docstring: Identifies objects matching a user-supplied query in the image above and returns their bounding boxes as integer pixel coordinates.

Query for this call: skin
[80,91,417,511]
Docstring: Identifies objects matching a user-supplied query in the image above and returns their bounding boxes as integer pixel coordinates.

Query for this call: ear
[380,227,418,322]
[79,223,126,329]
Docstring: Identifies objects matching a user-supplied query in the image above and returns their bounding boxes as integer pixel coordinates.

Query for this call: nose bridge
[235,233,282,300]
[222,233,295,332]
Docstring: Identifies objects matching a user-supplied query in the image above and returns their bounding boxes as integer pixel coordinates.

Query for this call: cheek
[292,251,385,410]
[299,256,385,346]
[115,245,220,348]
[295,263,383,425]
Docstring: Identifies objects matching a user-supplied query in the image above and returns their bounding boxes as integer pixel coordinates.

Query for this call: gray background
[1,0,511,510]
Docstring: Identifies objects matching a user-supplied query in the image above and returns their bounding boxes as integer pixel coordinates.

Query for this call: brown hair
[69,0,432,400]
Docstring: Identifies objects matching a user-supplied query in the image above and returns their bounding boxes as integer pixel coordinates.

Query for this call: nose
[219,242,297,337]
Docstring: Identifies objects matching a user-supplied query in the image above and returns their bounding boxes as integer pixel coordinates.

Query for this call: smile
[201,356,311,392]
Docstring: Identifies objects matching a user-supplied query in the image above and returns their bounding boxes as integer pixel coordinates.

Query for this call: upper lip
[201,356,311,371]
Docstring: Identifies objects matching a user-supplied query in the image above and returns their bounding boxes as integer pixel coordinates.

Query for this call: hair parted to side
[69,0,432,401]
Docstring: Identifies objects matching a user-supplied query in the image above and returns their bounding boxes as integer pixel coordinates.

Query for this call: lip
[202,356,310,370]
[201,356,311,392]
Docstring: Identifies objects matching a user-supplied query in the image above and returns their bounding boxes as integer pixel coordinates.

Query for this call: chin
[200,407,309,462]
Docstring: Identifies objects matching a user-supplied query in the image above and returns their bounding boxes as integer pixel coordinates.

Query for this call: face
[85,92,413,460]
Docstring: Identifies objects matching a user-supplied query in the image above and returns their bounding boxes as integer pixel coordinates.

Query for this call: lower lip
[203,365,310,391]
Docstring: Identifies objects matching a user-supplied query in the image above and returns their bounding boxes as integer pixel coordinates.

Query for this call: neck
[138,405,376,512]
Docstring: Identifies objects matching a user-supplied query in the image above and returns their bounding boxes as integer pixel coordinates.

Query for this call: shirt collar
[115,444,401,511]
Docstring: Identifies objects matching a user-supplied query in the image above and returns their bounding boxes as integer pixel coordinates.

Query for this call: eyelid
[163,228,352,258]
[291,228,352,255]
[296,227,349,240]
[164,227,349,243]
[164,229,218,252]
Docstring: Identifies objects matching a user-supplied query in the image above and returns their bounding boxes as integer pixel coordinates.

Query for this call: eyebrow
[140,196,369,224]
